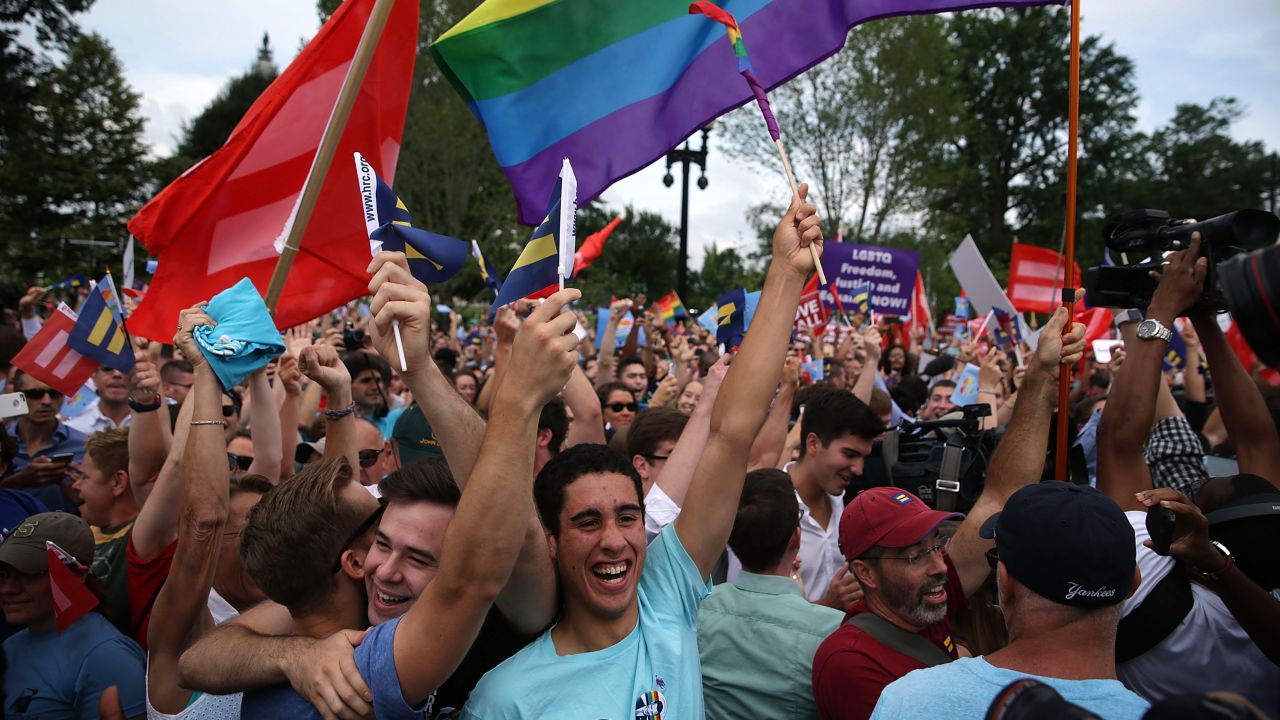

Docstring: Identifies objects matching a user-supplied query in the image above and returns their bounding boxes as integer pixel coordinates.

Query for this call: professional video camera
[849,405,1000,514]
[1084,209,1279,313]
[1084,208,1280,369]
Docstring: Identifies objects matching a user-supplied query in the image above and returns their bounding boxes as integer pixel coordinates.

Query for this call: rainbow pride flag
[431,0,1062,225]
[653,291,688,326]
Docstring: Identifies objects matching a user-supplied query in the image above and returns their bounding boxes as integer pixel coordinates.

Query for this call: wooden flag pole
[264,0,397,315]
[1054,0,1083,482]
[774,138,828,286]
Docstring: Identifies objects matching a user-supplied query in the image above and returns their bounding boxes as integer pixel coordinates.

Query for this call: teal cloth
[697,571,844,720]
[194,278,284,389]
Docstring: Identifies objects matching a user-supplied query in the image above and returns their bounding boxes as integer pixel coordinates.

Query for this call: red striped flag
[1007,242,1082,314]
[47,541,99,633]
[11,304,99,396]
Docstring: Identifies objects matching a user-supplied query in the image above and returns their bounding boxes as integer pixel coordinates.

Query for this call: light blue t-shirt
[241,616,432,719]
[2,611,146,720]
[462,523,711,719]
[870,657,1150,720]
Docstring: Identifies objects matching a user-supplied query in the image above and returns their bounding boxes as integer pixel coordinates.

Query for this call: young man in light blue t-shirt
[870,483,1150,720]
[463,187,825,719]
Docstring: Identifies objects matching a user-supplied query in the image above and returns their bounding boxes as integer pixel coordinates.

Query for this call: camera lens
[1219,244,1280,370]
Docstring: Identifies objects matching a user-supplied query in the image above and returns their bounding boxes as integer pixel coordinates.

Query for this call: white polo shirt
[794,488,844,603]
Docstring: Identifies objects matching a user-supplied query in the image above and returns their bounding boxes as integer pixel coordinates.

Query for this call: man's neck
[17,416,56,446]
[98,399,129,426]
[550,599,639,655]
[986,617,1117,681]
[101,508,138,530]
[790,462,830,524]
[864,589,927,633]
[293,592,369,639]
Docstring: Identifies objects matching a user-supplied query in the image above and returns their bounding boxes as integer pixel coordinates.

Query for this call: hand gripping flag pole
[689,2,827,286]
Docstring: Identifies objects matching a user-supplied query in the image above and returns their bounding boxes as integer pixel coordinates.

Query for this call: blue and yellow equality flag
[471,240,503,295]
[989,307,1023,348]
[490,160,577,316]
[354,152,467,284]
[851,282,873,316]
[715,287,760,348]
[66,275,134,372]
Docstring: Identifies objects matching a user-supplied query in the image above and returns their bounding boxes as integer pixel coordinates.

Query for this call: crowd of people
[0,194,1276,720]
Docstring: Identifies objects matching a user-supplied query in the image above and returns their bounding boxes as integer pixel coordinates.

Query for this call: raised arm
[675,186,821,577]
[130,361,196,562]
[748,356,799,472]
[1190,308,1280,487]
[852,326,882,404]
[595,298,630,386]
[126,349,170,507]
[245,368,282,482]
[948,304,1084,596]
[367,253,556,635]
[384,289,579,706]
[655,353,729,506]
[563,363,605,447]
[300,344,358,473]
[276,354,303,483]
[1099,236,1209,509]
[147,306,232,714]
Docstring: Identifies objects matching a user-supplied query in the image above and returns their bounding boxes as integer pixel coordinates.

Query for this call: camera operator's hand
[1134,488,1224,573]
[1149,232,1209,320]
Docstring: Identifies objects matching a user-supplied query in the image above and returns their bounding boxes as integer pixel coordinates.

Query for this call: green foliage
[0,32,149,284]
[569,204,680,307]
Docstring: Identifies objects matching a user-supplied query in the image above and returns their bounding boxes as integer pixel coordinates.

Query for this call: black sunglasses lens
[358,450,380,468]
[222,405,235,417]
[24,389,61,400]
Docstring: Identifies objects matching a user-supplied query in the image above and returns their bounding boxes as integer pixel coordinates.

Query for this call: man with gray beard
[812,301,1088,720]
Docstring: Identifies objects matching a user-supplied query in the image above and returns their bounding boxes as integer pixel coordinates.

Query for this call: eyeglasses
[166,381,193,389]
[878,536,951,566]
[642,453,669,463]
[358,448,382,468]
[227,453,253,472]
[986,546,1000,571]
[606,402,639,413]
[221,405,237,418]
[22,389,63,401]
[331,502,386,574]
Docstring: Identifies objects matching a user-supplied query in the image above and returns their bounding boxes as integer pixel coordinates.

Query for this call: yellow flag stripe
[512,232,557,271]
[106,326,125,354]
[88,308,113,345]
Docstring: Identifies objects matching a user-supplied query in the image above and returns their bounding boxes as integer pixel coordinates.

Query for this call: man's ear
[803,432,821,458]
[110,470,131,498]
[545,531,559,564]
[537,427,553,450]
[850,559,878,590]
[341,548,365,579]
[631,454,649,481]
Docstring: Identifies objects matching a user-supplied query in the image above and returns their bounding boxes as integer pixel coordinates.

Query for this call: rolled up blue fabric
[194,278,285,389]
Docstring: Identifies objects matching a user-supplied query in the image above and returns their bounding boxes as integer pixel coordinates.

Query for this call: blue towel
[194,278,285,389]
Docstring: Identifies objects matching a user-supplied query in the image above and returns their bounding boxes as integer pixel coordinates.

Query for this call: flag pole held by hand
[390,321,407,372]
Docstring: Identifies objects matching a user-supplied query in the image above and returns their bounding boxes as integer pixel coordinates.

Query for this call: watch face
[1136,320,1157,339]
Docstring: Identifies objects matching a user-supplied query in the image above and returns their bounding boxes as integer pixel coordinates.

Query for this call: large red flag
[127,0,418,341]
[573,216,623,273]
[47,543,99,633]
[909,271,932,341]
[11,305,99,397]
[1007,242,1082,315]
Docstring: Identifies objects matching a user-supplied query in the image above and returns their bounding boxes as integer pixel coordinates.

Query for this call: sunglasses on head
[227,453,253,472]
[23,389,63,401]
[606,402,638,413]
[357,448,382,468]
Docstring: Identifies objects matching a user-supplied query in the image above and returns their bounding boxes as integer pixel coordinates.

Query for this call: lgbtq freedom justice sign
[820,244,920,317]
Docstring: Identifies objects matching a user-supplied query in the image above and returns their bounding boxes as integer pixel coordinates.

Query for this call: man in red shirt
[811,301,1086,720]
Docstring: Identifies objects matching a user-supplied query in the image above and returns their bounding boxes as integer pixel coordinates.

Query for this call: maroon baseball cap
[839,487,963,560]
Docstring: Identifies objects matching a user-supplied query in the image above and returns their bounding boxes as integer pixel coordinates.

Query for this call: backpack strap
[844,611,954,668]
[1115,562,1194,663]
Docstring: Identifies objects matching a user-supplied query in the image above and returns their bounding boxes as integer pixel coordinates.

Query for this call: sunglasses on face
[606,402,638,413]
[358,448,382,468]
[227,453,253,472]
[221,405,237,418]
[23,389,63,401]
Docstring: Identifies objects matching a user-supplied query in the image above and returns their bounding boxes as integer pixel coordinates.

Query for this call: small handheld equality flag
[851,283,873,317]
[471,240,503,296]
[689,1,826,286]
[955,297,971,320]
[66,277,134,373]
[490,159,578,316]
[950,363,981,406]
[989,307,1022,348]
[11,304,99,396]
[46,541,99,633]
[355,152,468,284]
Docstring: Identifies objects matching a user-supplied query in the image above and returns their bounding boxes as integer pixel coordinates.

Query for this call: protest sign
[819,243,919,317]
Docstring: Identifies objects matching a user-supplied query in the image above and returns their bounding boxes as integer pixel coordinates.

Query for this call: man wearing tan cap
[0,511,145,719]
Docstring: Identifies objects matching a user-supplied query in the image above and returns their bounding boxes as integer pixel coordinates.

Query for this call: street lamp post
[663,126,711,301]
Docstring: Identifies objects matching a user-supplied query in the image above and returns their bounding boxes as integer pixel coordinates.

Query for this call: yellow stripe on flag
[436,0,556,43]
[717,302,736,326]
[88,308,113,345]
[107,326,125,354]
[512,232,557,271]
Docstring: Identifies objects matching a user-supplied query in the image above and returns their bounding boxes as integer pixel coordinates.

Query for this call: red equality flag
[573,216,623,273]
[127,0,418,341]
[11,304,98,397]
[47,542,99,633]
[1007,242,1082,315]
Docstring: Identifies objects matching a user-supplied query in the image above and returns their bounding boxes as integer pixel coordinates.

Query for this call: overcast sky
[83,1,1279,267]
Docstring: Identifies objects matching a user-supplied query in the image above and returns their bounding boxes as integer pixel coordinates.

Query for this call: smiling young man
[787,389,884,607]
[811,303,1087,720]
[461,186,824,719]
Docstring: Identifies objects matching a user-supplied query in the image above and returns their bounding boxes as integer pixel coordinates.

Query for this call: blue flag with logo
[355,152,468,285]
[851,283,873,316]
[949,363,981,406]
[955,296,971,319]
[47,272,90,291]
[66,278,134,372]
[990,307,1023,348]
[1164,329,1187,372]
[715,288,760,347]
[490,160,576,317]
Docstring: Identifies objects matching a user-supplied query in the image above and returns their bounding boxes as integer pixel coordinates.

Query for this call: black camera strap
[935,440,964,512]
[882,429,901,485]
[1115,563,1193,664]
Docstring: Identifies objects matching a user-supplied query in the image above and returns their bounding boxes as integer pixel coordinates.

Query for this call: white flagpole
[558,159,577,291]
[355,152,407,372]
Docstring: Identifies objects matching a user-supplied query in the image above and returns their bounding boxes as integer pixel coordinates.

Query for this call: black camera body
[343,320,367,351]
[1084,209,1280,314]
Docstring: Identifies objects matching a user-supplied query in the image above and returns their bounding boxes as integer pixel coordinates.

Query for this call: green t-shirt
[90,519,135,636]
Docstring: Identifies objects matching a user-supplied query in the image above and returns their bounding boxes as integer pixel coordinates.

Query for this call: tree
[0,32,149,283]
[569,204,681,307]
[923,7,1142,269]
[720,15,952,244]
[691,243,763,310]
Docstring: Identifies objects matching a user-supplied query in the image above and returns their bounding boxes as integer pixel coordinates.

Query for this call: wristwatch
[128,395,162,413]
[1136,318,1172,343]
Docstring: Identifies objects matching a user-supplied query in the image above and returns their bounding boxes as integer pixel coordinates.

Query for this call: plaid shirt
[1145,416,1209,496]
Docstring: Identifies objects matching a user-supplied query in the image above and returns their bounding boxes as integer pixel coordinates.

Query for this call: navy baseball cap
[980,483,1135,608]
